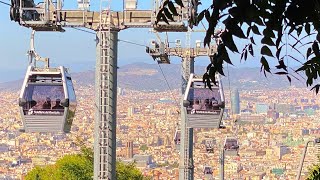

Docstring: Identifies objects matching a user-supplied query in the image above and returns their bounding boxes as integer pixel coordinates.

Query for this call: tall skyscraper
[126,141,134,159]
[231,89,240,114]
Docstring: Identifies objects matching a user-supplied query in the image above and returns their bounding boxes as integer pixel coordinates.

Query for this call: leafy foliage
[140,144,148,152]
[307,158,320,180]
[156,0,320,93]
[25,142,148,179]
[117,161,146,180]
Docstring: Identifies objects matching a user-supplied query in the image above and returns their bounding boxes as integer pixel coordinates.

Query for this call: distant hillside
[0,62,305,92]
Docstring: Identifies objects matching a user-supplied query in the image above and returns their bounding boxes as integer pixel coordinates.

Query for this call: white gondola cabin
[205,138,215,153]
[183,73,225,128]
[203,165,213,174]
[18,65,76,133]
[174,129,181,151]
[224,137,239,156]
[203,165,214,180]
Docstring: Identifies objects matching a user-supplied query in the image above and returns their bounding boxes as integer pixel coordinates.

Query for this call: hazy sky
[0,0,304,82]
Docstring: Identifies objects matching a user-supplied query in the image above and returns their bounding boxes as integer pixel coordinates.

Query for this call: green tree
[140,144,148,152]
[157,0,320,93]
[116,161,146,180]
[25,144,148,180]
[25,165,57,180]
[307,164,320,180]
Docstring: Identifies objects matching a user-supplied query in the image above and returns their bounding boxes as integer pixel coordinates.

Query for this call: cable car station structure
[9,0,232,179]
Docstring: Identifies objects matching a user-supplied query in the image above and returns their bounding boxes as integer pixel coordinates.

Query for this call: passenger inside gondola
[193,99,201,110]
[224,139,239,150]
[203,167,213,174]
[42,97,51,109]
[174,137,181,145]
[52,99,64,109]
[211,97,219,110]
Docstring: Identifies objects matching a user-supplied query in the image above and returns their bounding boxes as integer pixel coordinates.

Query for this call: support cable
[156,62,180,109]
[0,0,11,6]
[72,26,150,48]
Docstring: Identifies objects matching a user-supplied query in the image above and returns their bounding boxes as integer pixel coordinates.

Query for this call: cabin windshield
[204,167,212,174]
[224,139,239,150]
[22,84,65,115]
[205,140,214,148]
[174,131,181,145]
[186,87,221,114]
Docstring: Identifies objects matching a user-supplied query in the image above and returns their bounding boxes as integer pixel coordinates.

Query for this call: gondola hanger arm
[28,30,50,68]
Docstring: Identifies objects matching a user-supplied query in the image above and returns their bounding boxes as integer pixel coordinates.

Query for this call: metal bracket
[28,30,50,68]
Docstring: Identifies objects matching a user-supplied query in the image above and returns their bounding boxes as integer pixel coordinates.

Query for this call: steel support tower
[9,0,193,179]
[147,36,217,179]
[93,0,118,177]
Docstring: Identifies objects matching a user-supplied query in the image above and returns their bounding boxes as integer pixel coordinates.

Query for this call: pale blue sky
[0,0,303,82]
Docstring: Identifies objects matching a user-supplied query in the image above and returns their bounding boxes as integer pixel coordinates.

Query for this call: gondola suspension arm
[28,30,50,68]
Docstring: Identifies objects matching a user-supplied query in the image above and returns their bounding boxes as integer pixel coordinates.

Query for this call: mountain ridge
[0,62,305,92]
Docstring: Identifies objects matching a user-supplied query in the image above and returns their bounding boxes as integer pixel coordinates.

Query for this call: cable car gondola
[174,129,181,151]
[19,65,77,133]
[183,73,225,128]
[203,165,214,179]
[224,137,239,156]
[205,138,215,153]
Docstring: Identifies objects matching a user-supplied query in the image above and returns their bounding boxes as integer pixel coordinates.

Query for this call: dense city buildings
[0,84,320,179]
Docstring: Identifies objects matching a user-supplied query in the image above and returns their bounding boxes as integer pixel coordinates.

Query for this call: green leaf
[305,23,311,35]
[261,46,273,57]
[250,37,255,45]
[307,47,313,59]
[248,44,254,56]
[297,26,303,37]
[228,23,246,38]
[205,10,210,22]
[206,74,212,90]
[275,71,288,75]
[221,31,239,53]
[261,37,275,46]
[251,25,261,35]
[312,41,320,56]
[276,46,283,59]
[260,56,271,76]
[203,72,209,84]
[276,33,282,48]
[317,33,320,42]
[168,1,178,16]
[287,75,291,84]
[263,29,275,38]
[175,0,184,7]
[163,0,169,7]
[246,26,251,37]
[311,84,320,94]
[275,59,287,71]
[219,45,233,65]
[161,13,169,24]
[163,8,174,21]
[155,9,163,25]
[244,49,248,60]
[197,10,205,23]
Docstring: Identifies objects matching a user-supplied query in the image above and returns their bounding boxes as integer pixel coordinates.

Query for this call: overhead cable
[0,0,11,6]
[156,62,180,109]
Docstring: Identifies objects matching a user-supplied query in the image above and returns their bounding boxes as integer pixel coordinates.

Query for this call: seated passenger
[192,99,201,110]
[30,100,37,108]
[211,97,219,110]
[42,97,51,109]
[201,99,211,110]
[52,99,64,109]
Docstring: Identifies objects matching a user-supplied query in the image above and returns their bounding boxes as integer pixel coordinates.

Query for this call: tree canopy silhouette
[157,0,320,93]
[25,140,149,180]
